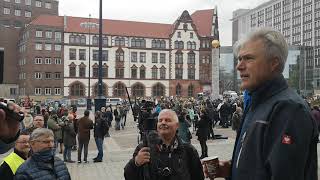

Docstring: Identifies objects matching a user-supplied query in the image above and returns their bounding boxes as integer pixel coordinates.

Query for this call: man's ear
[271,57,280,72]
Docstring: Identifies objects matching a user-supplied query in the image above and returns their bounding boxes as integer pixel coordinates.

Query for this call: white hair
[233,27,288,73]
[158,109,179,123]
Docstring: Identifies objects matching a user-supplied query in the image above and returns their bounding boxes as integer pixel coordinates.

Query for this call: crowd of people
[0,27,318,180]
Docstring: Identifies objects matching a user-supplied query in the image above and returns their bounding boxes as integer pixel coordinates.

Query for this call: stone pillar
[211,40,220,99]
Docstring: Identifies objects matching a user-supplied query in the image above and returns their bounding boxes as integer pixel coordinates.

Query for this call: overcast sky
[59,0,268,46]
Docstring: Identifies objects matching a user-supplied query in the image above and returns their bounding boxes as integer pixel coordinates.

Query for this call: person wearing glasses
[0,131,30,180]
[15,128,71,180]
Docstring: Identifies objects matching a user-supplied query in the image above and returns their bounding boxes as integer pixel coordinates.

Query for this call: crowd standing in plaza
[0,27,319,180]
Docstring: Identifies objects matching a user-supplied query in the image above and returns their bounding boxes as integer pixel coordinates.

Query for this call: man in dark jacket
[205,28,318,180]
[93,111,108,162]
[77,110,93,163]
[0,131,30,180]
[124,109,204,180]
[15,128,71,180]
[63,114,76,163]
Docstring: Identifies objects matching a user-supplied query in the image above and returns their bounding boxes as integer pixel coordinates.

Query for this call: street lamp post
[87,14,92,110]
[94,0,106,111]
[211,40,220,99]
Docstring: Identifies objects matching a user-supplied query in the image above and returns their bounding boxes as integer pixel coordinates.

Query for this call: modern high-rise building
[16,8,219,101]
[0,0,59,99]
[232,0,319,94]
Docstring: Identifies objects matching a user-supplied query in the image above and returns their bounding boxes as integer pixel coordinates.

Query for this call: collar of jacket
[249,74,288,109]
[14,148,28,160]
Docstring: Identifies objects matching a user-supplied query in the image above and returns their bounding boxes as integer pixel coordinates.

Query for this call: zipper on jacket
[236,132,246,168]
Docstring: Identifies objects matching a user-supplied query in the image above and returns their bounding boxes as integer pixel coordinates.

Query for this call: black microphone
[0,102,24,122]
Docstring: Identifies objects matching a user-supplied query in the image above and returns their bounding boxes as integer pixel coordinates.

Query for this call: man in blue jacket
[205,28,318,180]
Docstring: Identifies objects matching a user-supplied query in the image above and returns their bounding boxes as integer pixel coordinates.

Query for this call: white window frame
[34,72,42,79]
[45,31,52,38]
[54,58,61,64]
[55,32,61,42]
[34,57,42,64]
[44,88,51,95]
[45,58,51,64]
[54,88,61,95]
[25,0,31,5]
[34,88,42,95]
[15,0,21,3]
[54,44,61,51]
[3,8,10,15]
[35,43,42,50]
[45,44,52,51]
[14,9,21,16]
[45,2,51,9]
[35,1,42,7]
[36,30,42,37]
[25,11,31,17]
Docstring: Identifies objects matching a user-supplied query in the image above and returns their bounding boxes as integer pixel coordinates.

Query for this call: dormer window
[183,23,188,32]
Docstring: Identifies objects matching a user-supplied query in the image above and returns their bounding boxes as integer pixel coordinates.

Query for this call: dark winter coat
[196,113,209,141]
[230,75,318,180]
[63,121,76,147]
[77,116,93,142]
[15,156,70,180]
[94,117,108,138]
[124,137,204,180]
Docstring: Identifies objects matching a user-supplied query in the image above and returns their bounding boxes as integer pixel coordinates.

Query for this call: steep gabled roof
[191,9,215,37]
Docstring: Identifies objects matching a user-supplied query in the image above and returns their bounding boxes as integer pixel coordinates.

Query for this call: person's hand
[134,147,150,166]
[0,103,23,142]
[202,160,231,179]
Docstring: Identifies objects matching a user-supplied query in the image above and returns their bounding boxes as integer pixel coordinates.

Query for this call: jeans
[95,137,104,160]
[64,145,72,161]
[78,140,89,161]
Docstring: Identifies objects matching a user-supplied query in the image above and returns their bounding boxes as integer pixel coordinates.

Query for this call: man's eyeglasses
[33,140,54,144]
[16,141,29,144]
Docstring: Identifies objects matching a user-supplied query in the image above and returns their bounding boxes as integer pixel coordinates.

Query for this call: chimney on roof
[64,15,67,30]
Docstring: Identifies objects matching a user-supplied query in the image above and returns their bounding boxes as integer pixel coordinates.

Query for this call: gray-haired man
[15,128,71,180]
[205,28,318,180]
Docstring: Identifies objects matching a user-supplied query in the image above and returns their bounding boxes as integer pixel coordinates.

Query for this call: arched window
[113,82,126,97]
[152,83,165,97]
[131,65,138,78]
[92,36,98,45]
[140,65,146,79]
[94,83,107,96]
[151,66,158,79]
[103,36,108,46]
[116,48,124,62]
[160,66,166,79]
[175,52,183,64]
[174,41,179,49]
[188,84,194,97]
[75,35,81,44]
[131,83,145,97]
[69,62,76,77]
[187,41,192,49]
[80,35,86,44]
[69,35,75,44]
[176,83,182,96]
[187,51,195,64]
[115,37,125,46]
[70,82,85,97]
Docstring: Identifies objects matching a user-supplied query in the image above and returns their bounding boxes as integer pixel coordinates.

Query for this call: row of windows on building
[68,34,198,50]
[68,81,169,97]
[35,31,62,41]
[34,87,61,96]
[19,57,61,66]
[19,72,62,80]
[68,48,169,64]
[175,83,195,97]
[67,64,168,79]
[3,8,31,17]
[3,0,53,9]
[35,43,61,51]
